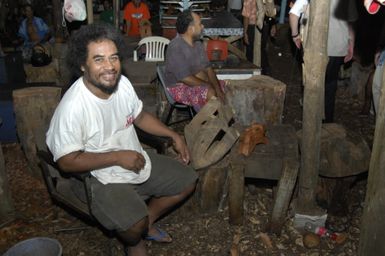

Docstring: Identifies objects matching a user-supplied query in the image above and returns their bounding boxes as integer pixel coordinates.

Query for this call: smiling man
[46,23,197,255]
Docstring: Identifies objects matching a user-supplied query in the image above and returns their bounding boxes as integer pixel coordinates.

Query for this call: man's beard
[193,32,202,41]
[89,73,121,95]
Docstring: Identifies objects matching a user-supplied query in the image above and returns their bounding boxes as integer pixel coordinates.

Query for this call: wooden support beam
[297,0,330,213]
[253,0,264,67]
[86,0,93,24]
[113,0,120,29]
[359,65,385,255]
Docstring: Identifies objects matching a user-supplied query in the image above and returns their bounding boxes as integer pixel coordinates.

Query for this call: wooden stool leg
[270,158,299,234]
[228,163,245,225]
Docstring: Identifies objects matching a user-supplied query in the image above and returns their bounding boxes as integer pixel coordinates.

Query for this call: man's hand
[243,33,249,45]
[116,150,146,173]
[172,135,190,164]
[270,24,277,37]
[292,34,302,49]
[344,40,354,63]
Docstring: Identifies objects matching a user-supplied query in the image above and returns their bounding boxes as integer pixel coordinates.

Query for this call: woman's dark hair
[66,23,127,78]
[176,10,194,34]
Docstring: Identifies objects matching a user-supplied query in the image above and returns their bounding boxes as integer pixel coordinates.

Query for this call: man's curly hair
[66,23,127,78]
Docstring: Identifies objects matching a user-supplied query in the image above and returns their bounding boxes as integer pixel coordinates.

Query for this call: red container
[206,40,228,61]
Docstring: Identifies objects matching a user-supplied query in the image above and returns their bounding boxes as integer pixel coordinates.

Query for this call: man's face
[81,39,121,96]
[191,13,204,41]
[25,6,33,19]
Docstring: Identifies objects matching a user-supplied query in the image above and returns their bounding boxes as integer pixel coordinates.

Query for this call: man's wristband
[292,33,299,38]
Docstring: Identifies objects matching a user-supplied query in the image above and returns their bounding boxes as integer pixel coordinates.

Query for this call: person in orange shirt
[123,0,151,37]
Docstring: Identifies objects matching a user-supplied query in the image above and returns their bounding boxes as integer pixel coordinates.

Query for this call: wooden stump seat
[228,124,299,234]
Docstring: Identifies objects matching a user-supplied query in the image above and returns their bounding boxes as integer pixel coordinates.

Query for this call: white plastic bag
[63,0,87,23]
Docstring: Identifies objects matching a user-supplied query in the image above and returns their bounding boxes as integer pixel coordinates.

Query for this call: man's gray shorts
[88,151,197,231]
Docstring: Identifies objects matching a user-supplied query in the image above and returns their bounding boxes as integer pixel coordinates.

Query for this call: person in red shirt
[123,0,151,37]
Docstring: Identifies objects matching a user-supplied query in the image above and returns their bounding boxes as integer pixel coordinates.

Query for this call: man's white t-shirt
[46,75,151,185]
[289,0,349,57]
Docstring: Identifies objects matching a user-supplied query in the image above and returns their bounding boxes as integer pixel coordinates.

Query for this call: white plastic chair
[133,36,170,62]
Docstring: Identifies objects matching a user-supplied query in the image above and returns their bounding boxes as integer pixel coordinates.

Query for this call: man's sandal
[145,227,172,243]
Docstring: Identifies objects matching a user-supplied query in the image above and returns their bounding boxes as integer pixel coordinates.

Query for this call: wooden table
[202,11,246,60]
[228,124,299,234]
[213,59,260,80]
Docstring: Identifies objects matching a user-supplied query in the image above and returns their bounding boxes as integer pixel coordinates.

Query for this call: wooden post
[86,0,93,24]
[113,0,120,29]
[253,0,265,67]
[12,87,62,177]
[228,160,244,225]
[359,65,385,255]
[0,139,15,225]
[52,0,64,38]
[297,1,330,213]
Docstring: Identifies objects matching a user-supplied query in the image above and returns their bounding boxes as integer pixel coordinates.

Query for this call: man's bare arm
[134,111,190,163]
[57,149,145,174]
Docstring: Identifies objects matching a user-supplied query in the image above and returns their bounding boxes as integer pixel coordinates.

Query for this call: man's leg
[246,25,255,63]
[135,152,197,241]
[88,177,150,255]
[361,69,375,115]
[117,217,148,256]
[324,56,344,123]
[146,183,196,239]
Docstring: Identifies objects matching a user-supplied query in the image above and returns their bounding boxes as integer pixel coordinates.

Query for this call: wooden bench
[228,124,299,234]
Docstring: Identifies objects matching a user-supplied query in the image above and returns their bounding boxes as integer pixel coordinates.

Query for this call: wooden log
[12,87,62,177]
[270,158,299,234]
[197,158,229,213]
[297,0,330,214]
[359,63,385,256]
[297,123,371,177]
[0,140,15,225]
[225,75,286,126]
[228,160,244,225]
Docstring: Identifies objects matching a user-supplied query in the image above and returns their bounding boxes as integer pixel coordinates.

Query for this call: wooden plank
[270,158,299,234]
[228,161,244,225]
[184,98,239,169]
[199,160,228,212]
[12,87,62,177]
[359,64,385,255]
[297,0,330,214]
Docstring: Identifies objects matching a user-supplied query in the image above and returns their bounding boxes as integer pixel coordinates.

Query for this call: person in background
[289,0,357,123]
[46,23,197,256]
[15,4,52,60]
[123,0,151,37]
[100,0,114,25]
[242,0,276,75]
[227,0,243,22]
[164,10,226,112]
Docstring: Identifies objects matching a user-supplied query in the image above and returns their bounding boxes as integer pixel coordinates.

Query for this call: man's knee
[180,182,196,198]
[117,216,149,246]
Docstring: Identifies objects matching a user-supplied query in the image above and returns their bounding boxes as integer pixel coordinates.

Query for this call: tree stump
[0,139,15,225]
[297,123,371,213]
[12,87,62,177]
[176,158,229,217]
[225,75,286,126]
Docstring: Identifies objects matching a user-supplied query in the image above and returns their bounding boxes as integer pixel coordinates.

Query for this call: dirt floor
[0,24,375,255]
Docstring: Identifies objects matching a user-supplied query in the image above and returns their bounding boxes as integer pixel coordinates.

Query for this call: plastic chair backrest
[157,64,176,105]
[136,36,170,62]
